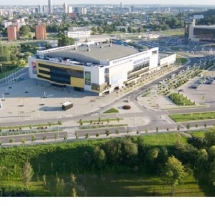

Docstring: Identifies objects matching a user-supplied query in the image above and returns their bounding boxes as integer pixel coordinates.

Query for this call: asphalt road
[0,131,67,144]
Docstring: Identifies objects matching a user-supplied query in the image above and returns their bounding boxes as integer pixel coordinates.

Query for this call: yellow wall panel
[38,73,50,79]
[70,77,84,88]
[39,67,50,72]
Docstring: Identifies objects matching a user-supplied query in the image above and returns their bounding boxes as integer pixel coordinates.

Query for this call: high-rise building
[8,10,13,19]
[7,25,17,41]
[68,6,73,13]
[48,0,52,14]
[35,24,46,40]
[39,5,43,13]
[63,3,68,13]
[131,6,135,12]
[74,7,87,15]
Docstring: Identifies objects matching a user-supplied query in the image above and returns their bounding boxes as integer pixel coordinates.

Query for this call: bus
[62,101,73,111]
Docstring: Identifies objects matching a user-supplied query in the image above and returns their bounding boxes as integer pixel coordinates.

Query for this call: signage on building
[85,71,91,85]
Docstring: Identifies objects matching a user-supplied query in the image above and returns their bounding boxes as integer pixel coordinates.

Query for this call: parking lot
[177,70,215,106]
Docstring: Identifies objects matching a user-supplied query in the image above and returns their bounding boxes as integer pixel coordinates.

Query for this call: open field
[142,133,187,146]
[170,112,215,122]
[160,29,184,36]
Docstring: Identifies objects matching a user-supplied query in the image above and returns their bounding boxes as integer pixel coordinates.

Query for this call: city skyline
[0,0,215,6]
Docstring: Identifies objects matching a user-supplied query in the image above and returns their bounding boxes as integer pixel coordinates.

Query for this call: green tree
[79,119,83,126]
[58,36,74,47]
[31,135,36,141]
[75,132,78,139]
[85,133,89,139]
[93,146,106,170]
[9,138,14,143]
[21,138,26,144]
[105,130,110,136]
[64,134,68,140]
[19,25,31,36]
[209,160,215,184]
[162,156,186,196]
[54,133,58,141]
[205,127,215,147]
[208,145,215,159]
[22,161,34,188]
[71,187,78,197]
[156,127,159,132]
[196,149,208,172]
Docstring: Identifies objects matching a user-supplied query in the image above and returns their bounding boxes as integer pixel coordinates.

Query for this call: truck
[62,101,73,111]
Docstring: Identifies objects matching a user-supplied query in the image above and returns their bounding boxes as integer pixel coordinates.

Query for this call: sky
[0,0,215,5]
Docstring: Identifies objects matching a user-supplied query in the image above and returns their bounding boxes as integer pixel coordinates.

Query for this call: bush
[122,105,131,110]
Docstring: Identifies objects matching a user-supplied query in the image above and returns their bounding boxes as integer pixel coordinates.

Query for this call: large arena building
[28,42,176,95]
[187,19,215,42]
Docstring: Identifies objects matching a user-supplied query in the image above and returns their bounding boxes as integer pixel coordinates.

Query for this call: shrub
[64,134,68,140]
[122,105,131,110]
[104,108,119,113]
[96,133,99,137]
[21,138,26,144]
[9,138,14,143]
[31,135,36,141]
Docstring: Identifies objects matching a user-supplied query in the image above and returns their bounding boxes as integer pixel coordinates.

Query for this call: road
[0,131,67,144]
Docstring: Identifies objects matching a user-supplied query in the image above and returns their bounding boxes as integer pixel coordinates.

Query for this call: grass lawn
[79,118,123,124]
[7,172,204,197]
[187,130,205,138]
[161,30,184,36]
[169,112,215,122]
[169,93,195,106]
[104,108,119,113]
[142,133,188,147]
[176,56,188,65]
[75,173,205,197]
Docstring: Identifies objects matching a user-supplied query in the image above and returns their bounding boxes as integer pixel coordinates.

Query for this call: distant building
[74,7,87,15]
[130,6,135,12]
[193,15,204,20]
[35,8,39,13]
[68,13,76,19]
[8,10,13,20]
[7,25,17,41]
[39,5,43,13]
[48,0,52,14]
[65,27,91,39]
[68,6,73,13]
[35,24,46,40]
[189,24,215,42]
[63,3,68,13]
